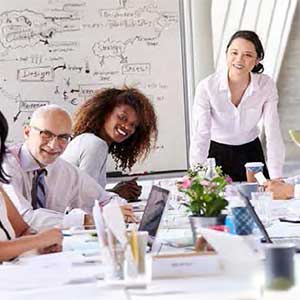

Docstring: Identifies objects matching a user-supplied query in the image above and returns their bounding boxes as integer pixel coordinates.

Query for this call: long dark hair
[226,30,264,74]
[0,111,10,184]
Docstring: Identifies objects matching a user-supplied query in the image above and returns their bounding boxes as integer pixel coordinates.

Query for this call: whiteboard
[0,0,188,174]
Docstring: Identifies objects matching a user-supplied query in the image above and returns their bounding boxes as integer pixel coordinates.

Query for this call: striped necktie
[31,169,47,209]
[0,220,11,240]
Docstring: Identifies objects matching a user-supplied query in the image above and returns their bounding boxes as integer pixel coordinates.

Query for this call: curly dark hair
[73,87,158,170]
[0,110,10,184]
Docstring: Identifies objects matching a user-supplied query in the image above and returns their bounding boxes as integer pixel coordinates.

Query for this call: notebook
[241,191,300,252]
[199,228,260,262]
[198,228,262,276]
[138,185,170,249]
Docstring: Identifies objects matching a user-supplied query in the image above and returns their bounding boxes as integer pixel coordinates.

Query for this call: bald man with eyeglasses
[2,105,134,230]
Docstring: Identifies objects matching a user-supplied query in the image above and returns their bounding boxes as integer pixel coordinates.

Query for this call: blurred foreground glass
[264,243,295,290]
[251,192,273,227]
[104,241,126,282]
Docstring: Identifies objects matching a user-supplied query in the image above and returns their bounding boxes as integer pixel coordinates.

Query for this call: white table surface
[2,199,300,299]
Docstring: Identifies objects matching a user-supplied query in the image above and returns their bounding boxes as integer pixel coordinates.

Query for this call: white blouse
[189,70,285,179]
[62,133,109,188]
[0,189,16,241]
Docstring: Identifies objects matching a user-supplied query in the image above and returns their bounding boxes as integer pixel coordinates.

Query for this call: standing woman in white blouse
[189,30,285,181]
[0,111,63,262]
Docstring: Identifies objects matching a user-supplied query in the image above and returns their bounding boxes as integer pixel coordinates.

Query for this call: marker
[64,206,72,215]
[130,225,139,264]
[107,171,123,177]
[63,232,72,237]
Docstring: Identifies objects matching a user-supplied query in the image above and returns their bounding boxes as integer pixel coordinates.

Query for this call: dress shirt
[2,143,115,230]
[190,70,285,179]
[62,133,108,188]
[0,189,16,241]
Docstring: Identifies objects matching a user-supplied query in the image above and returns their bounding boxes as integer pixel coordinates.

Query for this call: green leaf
[178,165,230,216]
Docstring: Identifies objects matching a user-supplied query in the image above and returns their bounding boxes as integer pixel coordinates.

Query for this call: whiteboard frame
[108,0,191,179]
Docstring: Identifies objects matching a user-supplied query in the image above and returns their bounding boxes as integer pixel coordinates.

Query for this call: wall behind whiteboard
[0,0,188,174]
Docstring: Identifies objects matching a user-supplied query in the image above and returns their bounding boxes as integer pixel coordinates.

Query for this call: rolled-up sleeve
[262,80,285,178]
[189,81,212,167]
[2,184,69,230]
[73,165,127,212]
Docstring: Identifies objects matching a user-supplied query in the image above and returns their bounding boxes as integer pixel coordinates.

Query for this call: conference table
[2,199,300,300]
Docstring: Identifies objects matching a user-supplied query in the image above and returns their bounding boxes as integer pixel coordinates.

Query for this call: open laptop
[138,185,170,249]
[241,192,300,252]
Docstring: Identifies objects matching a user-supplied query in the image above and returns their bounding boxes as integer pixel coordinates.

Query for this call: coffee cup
[244,162,264,183]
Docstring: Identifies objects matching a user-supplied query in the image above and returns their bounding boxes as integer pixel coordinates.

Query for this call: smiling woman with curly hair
[62,87,158,201]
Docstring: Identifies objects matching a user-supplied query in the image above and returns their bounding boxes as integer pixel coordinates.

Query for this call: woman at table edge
[0,110,63,262]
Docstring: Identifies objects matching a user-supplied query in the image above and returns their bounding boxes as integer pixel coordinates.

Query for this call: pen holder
[125,230,151,287]
[128,231,148,275]
[104,241,127,282]
[103,231,151,287]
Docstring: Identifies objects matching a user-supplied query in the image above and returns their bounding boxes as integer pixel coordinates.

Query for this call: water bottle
[204,158,218,180]
[225,214,236,234]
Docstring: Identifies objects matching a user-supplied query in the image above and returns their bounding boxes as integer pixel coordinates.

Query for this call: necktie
[0,220,11,240]
[31,169,47,209]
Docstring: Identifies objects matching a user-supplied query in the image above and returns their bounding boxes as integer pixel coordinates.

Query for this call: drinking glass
[224,184,240,202]
[251,192,273,227]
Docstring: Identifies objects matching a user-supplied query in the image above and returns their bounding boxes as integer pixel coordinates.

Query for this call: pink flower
[181,178,192,189]
[200,179,211,186]
[225,176,233,183]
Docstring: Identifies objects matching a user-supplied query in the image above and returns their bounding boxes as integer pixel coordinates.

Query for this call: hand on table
[264,180,294,200]
[37,228,63,254]
[39,243,63,254]
[112,177,142,201]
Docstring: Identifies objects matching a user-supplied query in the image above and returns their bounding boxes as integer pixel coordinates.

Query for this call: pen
[279,218,300,224]
[63,233,72,237]
[64,206,72,215]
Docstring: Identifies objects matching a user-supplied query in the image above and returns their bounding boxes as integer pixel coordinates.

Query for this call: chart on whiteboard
[0,0,188,173]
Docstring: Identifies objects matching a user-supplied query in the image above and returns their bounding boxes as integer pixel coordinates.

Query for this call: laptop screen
[240,192,272,243]
[138,185,169,238]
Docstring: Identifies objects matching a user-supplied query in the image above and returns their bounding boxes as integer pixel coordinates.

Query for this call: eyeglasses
[31,126,72,144]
